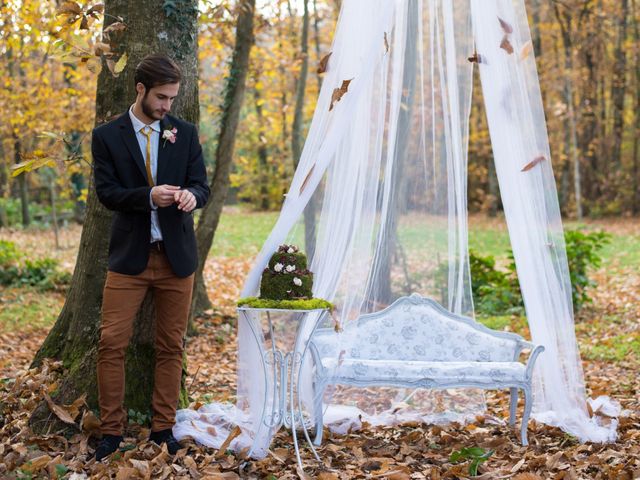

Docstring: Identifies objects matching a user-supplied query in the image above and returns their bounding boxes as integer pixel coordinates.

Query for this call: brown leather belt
[150,241,165,252]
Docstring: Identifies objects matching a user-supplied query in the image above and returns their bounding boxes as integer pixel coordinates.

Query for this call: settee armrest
[515,341,545,380]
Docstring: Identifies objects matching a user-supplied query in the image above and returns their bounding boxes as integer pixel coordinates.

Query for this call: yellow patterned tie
[140,126,155,187]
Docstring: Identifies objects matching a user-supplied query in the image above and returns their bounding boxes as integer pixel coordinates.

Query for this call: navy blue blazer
[93,112,209,278]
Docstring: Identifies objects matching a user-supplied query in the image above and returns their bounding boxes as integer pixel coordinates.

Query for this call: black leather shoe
[94,434,123,461]
[149,428,183,454]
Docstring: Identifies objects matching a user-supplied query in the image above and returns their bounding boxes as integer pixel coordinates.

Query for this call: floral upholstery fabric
[320,358,527,386]
[312,298,521,364]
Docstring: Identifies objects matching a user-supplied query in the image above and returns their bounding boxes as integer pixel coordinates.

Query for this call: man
[92,54,209,461]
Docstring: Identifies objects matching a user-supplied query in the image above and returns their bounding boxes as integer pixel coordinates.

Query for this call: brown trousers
[97,249,194,435]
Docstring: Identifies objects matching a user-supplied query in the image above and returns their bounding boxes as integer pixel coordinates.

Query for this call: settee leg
[509,388,518,426]
[521,387,532,446]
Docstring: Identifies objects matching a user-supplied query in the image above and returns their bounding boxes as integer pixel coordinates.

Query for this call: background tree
[29,0,200,431]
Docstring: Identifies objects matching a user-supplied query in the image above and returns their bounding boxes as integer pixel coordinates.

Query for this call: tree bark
[14,136,30,226]
[190,0,256,322]
[291,0,316,258]
[633,0,640,214]
[610,0,629,169]
[30,0,199,433]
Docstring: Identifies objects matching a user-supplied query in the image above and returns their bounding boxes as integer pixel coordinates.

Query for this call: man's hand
[174,188,197,212]
[151,185,180,208]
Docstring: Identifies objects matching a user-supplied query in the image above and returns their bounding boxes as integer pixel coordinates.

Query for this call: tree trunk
[633,0,640,214]
[30,0,200,433]
[292,0,316,258]
[14,136,30,226]
[253,85,270,211]
[610,0,629,169]
[190,0,256,323]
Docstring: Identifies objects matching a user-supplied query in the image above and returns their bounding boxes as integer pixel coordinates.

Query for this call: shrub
[0,240,70,290]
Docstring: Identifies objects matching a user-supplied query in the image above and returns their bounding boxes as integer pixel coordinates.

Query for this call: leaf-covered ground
[1,218,639,479]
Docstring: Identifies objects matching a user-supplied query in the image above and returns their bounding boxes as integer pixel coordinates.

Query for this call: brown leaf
[93,42,111,56]
[521,155,546,172]
[215,426,241,459]
[81,409,101,435]
[103,21,127,34]
[520,40,533,60]
[498,16,513,34]
[57,1,81,16]
[317,52,332,74]
[500,35,514,54]
[384,32,389,53]
[80,15,89,30]
[20,454,51,473]
[43,391,77,425]
[513,474,544,480]
[329,78,353,111]
[468,51,485,64]
[299,164,315,194]
[317,472,339,480]
[87,3,105,16]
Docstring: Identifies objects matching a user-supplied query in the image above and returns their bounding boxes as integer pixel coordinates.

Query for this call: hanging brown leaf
[56,1,82,16]
[520,40,533,60]
[79,15,89,30]
[87,3,105,17]
[299,164,315,194]
[384,32,389,53]
[329,78,353,111]
[216,426,242,458]
[521,155,546,172]
[498,16,513,34]
[317,52,332,74]
[500,35,514,55]
[103,21,126,34]
[93,42,111,56]
[468,51,485,64]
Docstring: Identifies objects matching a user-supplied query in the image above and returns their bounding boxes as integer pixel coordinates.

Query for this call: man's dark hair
[134,54,182,90]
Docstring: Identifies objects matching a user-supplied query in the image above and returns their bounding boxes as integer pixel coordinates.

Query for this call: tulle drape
[174,0,619,456]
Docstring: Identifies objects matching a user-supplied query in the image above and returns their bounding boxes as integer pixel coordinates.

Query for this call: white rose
[285,265,296,273]
[162,130,173,140]
[274,263,283,272]
[287,247,295,253]
[293,277,302,286]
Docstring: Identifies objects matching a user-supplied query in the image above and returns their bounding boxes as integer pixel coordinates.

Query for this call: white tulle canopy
[175,0,619,456]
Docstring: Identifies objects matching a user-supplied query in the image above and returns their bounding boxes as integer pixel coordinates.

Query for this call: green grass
[0,287,63,332]
[210,207,278,257]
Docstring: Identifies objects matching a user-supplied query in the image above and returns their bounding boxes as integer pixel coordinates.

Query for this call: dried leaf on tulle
[330,79,353,111]
[468,51,485,64]
[500,35,514,55]
[498,16,513,34]
[299,164,315,194]
[384,32,389,53]
[215,425,241,458]
[520,40,533,60]
[317,52,332,74]
[521,155,546,172]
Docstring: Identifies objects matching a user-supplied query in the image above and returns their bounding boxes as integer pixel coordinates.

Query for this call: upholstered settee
[309,294,544,445]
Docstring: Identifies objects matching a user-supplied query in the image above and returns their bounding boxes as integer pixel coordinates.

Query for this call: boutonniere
[162,126,177,146]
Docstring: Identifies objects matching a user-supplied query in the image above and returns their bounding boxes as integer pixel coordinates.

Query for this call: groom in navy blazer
[92,54,209,461]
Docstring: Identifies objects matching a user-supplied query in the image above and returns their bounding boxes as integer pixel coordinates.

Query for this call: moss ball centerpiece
[237,244,333,311]
[260,244,313,300]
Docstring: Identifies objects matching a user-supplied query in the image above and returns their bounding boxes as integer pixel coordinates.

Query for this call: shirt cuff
[149,188,158,210]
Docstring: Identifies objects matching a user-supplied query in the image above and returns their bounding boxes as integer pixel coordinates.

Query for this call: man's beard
[141,93,165,120]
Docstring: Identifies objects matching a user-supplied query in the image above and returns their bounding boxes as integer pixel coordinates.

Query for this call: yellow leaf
[114,52,128,74]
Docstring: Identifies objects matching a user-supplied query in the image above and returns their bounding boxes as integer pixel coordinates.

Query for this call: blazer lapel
[118,113,147,180]
[157,116,173,184]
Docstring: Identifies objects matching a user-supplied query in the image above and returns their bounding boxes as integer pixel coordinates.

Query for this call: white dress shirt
[129,106,163,242]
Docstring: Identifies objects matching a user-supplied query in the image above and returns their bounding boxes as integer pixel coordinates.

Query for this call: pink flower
[162,127,177,146]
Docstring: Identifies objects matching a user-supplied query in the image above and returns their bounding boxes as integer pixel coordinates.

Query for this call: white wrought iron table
[236,307,330,470]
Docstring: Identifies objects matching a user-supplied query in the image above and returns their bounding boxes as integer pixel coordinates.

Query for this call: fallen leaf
[384,32,389,53]
[468,51,486,64]
[520,40,533,60]
[317,52,332,74]
[43,391,77,425]
[498,16,513,34]
[215,426,241,459]
[329,78,353,111]
[521,155,546,172]
[299,164,315,194]
[500,35,514,54]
